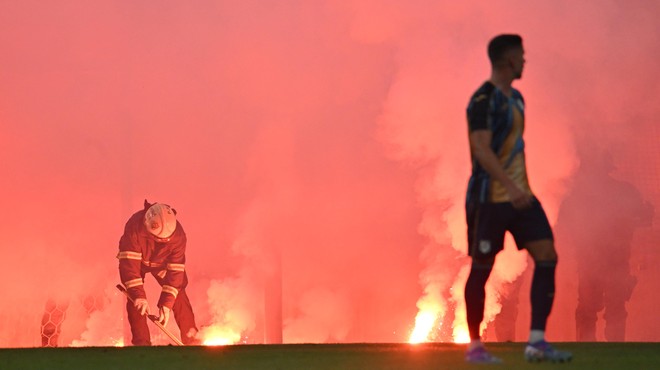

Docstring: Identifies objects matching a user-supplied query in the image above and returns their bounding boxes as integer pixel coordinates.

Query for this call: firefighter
[117,200,199,345]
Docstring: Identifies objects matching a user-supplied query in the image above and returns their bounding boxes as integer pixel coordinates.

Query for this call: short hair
[488,34,523,64]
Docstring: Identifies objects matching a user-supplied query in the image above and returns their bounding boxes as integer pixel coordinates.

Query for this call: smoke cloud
[1,0,658,347]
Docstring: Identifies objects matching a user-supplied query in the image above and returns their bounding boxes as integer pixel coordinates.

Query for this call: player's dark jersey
[466,81,532,203]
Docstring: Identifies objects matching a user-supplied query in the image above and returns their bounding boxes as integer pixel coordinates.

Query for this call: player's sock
[529,329,545,344]
[465,263,493,341]
[530,260,556,331]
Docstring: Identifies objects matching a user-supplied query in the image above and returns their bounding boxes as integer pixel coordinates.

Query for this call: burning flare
[408,307,471,344]
[452,322,470,344]
[200,325,241,346]
[407,288,445,344]
[409,310,437,344]
[409,265,475,344]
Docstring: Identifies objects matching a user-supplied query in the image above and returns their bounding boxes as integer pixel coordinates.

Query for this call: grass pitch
[1,342,659,370]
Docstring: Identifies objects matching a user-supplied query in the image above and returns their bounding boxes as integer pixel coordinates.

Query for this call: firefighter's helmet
[144,203,177,239]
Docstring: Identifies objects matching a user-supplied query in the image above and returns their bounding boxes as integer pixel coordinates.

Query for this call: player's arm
[469,131,532,209]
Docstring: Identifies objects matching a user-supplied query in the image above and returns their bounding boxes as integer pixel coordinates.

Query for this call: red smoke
[0,1,658,347]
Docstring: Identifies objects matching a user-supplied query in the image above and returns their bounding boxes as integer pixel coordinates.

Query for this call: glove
[134,298,150,316]
[158,306,171,326]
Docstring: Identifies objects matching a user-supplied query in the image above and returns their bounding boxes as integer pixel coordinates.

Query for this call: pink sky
[1,1,658,346]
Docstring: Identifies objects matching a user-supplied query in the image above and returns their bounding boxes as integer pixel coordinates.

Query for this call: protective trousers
[126,287,199,345]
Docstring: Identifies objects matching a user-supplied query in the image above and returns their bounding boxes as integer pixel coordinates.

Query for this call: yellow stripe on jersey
[162,285,179,298]
[124,278,144,289]
[474,94,487,102]
[489,103,532,202]
[117,251,142,260]
[167,263,185,272]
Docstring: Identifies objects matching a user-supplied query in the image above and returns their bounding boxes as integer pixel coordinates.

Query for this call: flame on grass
[200,325,241,346]
[409,310,437,344]
[407,282,445,344]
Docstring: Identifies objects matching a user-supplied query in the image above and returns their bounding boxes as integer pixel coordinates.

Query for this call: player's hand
[507,185,533,210]
[134,298,150,316]
[158,306,171,326]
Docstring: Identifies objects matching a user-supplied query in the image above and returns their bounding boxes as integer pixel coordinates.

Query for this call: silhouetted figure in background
[556,150,654,341]
[491,266,531,342]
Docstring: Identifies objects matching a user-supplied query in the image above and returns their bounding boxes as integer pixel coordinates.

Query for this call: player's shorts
[466,197,553,260]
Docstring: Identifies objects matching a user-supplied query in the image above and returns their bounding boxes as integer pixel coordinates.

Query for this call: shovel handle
[115,284,184,346]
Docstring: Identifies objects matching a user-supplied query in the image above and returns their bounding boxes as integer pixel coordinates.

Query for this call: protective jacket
[117,200,187,309]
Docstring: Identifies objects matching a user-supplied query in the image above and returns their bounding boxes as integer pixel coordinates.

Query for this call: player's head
[488,34,525,79]
[144,203,177,239]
